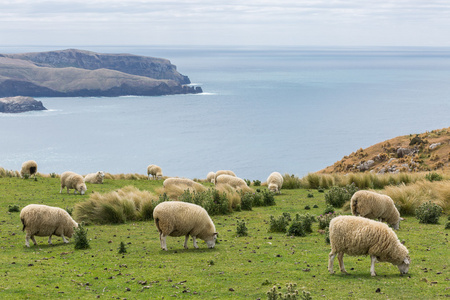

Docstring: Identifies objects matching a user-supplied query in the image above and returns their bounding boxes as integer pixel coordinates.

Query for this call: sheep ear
[401,240,406,245]
[404,257,410,264]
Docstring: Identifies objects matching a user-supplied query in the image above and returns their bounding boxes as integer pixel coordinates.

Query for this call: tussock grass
[383,180,450,215]
[104,173,149,180]
[156,181,207,200]
[0,167,20,178]
[73,185,159,224]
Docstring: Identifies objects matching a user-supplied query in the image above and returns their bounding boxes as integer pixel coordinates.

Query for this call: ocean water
[1,46,450,180]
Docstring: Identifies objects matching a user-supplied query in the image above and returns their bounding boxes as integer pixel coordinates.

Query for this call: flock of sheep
[18,160,410,277]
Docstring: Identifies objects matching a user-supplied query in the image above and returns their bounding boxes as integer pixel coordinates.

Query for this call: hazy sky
[1,0,450,47]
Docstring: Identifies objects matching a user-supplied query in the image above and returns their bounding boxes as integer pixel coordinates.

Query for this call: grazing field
[0,177,449,299]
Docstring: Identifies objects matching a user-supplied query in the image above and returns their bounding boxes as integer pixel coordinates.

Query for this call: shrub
[425,172,443,182]
[324,228,330,244]
[266,283,311,300]
[287,214,314,237]
[307,193,314,198]
[415,201,443,224]
[65,207,73,216]
[318,212,338,230]
[268,213,291,233]
[304,205,310,210]
[445,222,450,230]
[236,220,248,237]
[313,204,318,208]
[244,179,251,186]
[74,223,90,250]
[253,180,261,186]
[325,183,358,208]
[118,241,127,254]
[8,205,20,213]
[262,190,276,206]
[240,193,253,211]
[50,172,57,178]
[323,204,335,215]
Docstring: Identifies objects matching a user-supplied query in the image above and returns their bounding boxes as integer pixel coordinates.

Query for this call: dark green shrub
[425,172,443,182]
[318,188,325,193]
[262,190,275,206]
[74,223,90,250]
[65,207,73,216]
[304,205,310,210]
[287,219,306,237]
[307,193,314,198]
[318,212,338,230]
[252,192,264,207]
[445,222,450,230]
[236,220,248,237]
[324,228,330,244]
[8,205,20,213]
[240,193,253,210]
[253,180,261,186]
[325,183,358,208]
[313,204,319,208]
[323,204,335,215]
[268,213,291,233]
[415,201,443,224]
[244,179,251,186]
[118,241,127,254]
[50,172,57,178]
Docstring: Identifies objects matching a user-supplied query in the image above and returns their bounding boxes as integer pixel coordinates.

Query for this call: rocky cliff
[0,96,47,113]
[0,49,202,97]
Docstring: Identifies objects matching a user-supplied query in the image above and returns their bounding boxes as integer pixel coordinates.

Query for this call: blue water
[1,46,449,180]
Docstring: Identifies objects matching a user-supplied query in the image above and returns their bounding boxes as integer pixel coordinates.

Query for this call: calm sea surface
[1,46,449,180]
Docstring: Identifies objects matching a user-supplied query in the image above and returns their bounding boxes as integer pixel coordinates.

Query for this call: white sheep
[351,190,402,230]
[60,171,87,195]
[153,201,218,250]
[20,160,38,178]
[214,170,236,183]
[147,164,163,180]
[206,172,216,183]
[20,204,78,247]
[84,171,105,184]
[215,174,251,192]
[328,215,410,277]
[267,172,283,193]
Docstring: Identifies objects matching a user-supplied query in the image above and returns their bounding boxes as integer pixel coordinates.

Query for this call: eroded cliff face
[0,49,202,97]
[0,96,47,113]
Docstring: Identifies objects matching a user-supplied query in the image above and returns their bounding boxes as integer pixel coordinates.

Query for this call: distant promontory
[0,96,47,113]
[0,49,202,97]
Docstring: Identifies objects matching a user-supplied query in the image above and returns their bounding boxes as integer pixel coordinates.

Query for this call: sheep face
[77,183,87,195]
[268,183,278,193]
[205,233,218,249]
[393,221,400,230]
[397,256,411,275]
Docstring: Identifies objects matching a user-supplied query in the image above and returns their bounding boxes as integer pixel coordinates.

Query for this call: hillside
[319,127,450,174]
[0,49,202,97]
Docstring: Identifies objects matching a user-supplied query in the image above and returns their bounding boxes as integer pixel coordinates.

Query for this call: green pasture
[0,177,448,299]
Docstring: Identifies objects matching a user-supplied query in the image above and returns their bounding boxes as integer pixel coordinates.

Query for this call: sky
[1,0,450,47]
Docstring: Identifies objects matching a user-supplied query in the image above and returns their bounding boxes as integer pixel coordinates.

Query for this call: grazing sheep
[84,171,105,184]
[267,172,283,193]
[147,164,163,180]
[214,170,236,183]
[215,174,251,191]
[328,215,410,277]
[351,190,401,230]
[20,160,38,178]
[60,171,87,195]
[20,204,78,247]
[206,172,215,183]
[153,201,218,250]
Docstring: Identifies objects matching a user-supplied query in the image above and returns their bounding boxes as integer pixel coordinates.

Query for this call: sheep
[147,164,163,180]
[153,201,218,250]
[20,204,78,247]
[267,172,283,193]
[214,170,236,183]
[20,160,38,178]
[215,174,251,192]
[84,171,105,184]
[206,171,216,183]
[328,215,410,277]
[60,171,87,195]
[351,190,402,230]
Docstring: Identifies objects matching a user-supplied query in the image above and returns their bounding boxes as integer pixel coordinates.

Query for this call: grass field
[0,177,449,299]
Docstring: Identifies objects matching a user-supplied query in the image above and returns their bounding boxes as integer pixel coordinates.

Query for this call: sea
[1,45,449,180]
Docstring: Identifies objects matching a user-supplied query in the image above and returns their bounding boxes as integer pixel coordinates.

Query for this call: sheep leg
[338,253,347,274]
[66,187,70,194]
[26,234,37,247]
[48,235,53,245]
[370,256,377,276]
[159,233,167,250]
[192,236,198,249]
[184,235,189,249]
[60,186,63,194]
[61,234,69,244]
[328,252,336,274]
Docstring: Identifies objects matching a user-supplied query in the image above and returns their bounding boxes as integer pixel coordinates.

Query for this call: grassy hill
[320,127,450,174]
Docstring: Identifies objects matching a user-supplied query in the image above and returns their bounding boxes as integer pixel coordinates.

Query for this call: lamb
[214,170,236,183]
[20,160,38,178]
[60,171,87,195]
[351,190,401,230]
[84,171,105,184]
[215,174,251,192]
[153,201,218,250]
[147,164,163,180]
[20,204,78,247]
[206,172,216,183]
[267,172,283,193]
[328,215,410,277]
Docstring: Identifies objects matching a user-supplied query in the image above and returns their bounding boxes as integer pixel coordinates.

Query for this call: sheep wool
[267,172,283,193]
[20,204,78,247]
[328,215,410,277]
[84,171,105,184]
[153,201,218,250]
[60,171,87,195]
[351,190,401,230]
[214,170,236,182]
[147,164,163,180]
[206,172,216,183]
[20,160,38,178]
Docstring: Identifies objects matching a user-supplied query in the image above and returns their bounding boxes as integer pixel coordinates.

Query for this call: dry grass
[215,183,246,210]
[0,167,20,178]
[156,181,208,200]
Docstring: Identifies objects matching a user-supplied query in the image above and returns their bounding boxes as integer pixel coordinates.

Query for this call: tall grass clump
[73,186,160,224]
[282,173,302,189]
[0,167,20,178]
[305,173,321,189]
[157,181,208,200]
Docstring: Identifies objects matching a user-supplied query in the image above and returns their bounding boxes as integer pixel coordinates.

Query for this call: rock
[357,160,374,171]
[0,96,46,113]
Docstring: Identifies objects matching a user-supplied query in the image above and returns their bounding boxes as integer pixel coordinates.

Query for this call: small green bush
[325,183,358,208]
[313,204,318,208]
[50,172,57,178]
[307,193,314,198]
[253,180,261,186]
[425,172,443,182]
[323,204,335,215]
[8,205,20,213]
[244,179,251,186]
[236,220,248,237]
[415,201,443,224]
[118,241,127,254]
[266,283,311,300]
[240,193,253,211]
[262,190,275,206]
[65,207,73,216]
[268,213,291,233]
[318,188,325,193]
[318,212,338,230]
[74,223,90,250]
[304,205,310,210]
[324,228,330,244]
[445,222,450,230]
